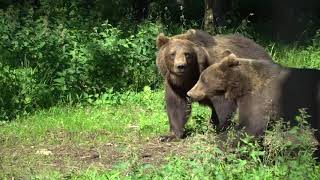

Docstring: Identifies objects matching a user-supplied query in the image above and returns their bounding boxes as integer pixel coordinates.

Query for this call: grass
[266,41,320,69]
[0,89,212,179]
[1,44,320,179]
[1,89,319,179]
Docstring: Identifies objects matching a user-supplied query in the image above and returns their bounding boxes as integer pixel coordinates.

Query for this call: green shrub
[0,3,165,120]
[0,64,54,120]
[89,21,163,91]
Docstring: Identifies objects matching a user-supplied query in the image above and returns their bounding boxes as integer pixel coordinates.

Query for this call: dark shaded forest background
[1,0,320,121]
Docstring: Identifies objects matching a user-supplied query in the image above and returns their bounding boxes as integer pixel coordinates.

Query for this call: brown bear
[156,29,273,141]
[187,51,320,140]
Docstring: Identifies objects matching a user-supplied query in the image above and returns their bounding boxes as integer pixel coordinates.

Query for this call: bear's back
[277,68,320,129]
[210,34,273,64]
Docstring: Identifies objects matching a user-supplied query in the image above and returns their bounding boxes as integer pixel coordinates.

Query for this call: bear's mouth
[213,89,226,95]
[173,70,185,76]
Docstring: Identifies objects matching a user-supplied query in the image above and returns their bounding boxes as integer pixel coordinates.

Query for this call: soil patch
[1,132,191,178]
[138,138,189,166]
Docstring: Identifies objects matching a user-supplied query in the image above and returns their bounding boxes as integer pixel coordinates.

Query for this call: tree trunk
[204,0,215,32]
[204,0,232,33]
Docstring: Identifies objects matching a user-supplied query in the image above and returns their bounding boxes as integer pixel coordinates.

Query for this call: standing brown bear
[187,52,320,140]
[156,29,272,141]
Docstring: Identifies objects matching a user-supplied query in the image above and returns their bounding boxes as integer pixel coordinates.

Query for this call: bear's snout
[176,64,186,70]
[174,61,187,74]
[187,86,206,101]
[186,90,193,98]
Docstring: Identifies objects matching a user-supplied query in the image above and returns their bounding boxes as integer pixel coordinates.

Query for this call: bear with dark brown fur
[187,52,320,139]
[156,29,273,141]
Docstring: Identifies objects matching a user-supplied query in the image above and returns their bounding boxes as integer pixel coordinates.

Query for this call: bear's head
[187,50,245,101]
[156,32,210,87]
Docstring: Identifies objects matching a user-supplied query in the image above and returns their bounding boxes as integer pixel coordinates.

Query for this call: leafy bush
[89,21,162,91]
[1,1,319,121]
[0,3,164,120]
[0,64,54,120]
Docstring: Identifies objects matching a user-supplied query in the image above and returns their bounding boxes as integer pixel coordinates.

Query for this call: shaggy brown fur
[187,52,320,139]
[156,29,272,140]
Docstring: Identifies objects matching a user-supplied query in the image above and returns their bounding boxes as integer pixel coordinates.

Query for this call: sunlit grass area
[1,86,320,179]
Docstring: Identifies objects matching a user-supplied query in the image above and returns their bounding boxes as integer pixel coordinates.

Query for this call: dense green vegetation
[0,4,163,120]
[1,0,320,179]
[1,0,320,121]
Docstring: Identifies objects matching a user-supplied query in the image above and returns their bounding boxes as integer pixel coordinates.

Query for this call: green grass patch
[266,42,320,69]
[1,88,320,179]
[0,89,212,179]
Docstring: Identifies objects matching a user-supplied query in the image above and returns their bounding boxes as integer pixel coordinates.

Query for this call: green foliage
[264,32,320,69]
[1,0,320,123]
[90,21,162,90]
[263,109,318,164]
[271,43,320,69]
[0,2,164,120]
[0,64,53,120]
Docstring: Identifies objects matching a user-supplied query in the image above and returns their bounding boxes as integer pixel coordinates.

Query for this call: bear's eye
[201,76,208,84]
[170,52,176,59]
[185,53,192,59]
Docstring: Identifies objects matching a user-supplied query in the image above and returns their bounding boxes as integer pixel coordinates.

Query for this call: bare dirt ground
[0,131,190,178]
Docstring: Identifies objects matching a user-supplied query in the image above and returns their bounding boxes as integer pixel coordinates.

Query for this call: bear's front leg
[159,83,191,142]
[210,96,237,131]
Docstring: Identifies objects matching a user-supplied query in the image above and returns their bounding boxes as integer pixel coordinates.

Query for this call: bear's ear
[221,49,232,58]
[172,29,195,40]
[219,55,240,71]
[156,33,170,49]
[221,49,237,60]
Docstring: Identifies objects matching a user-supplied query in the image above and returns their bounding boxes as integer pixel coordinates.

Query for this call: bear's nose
[177,64,185,70]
